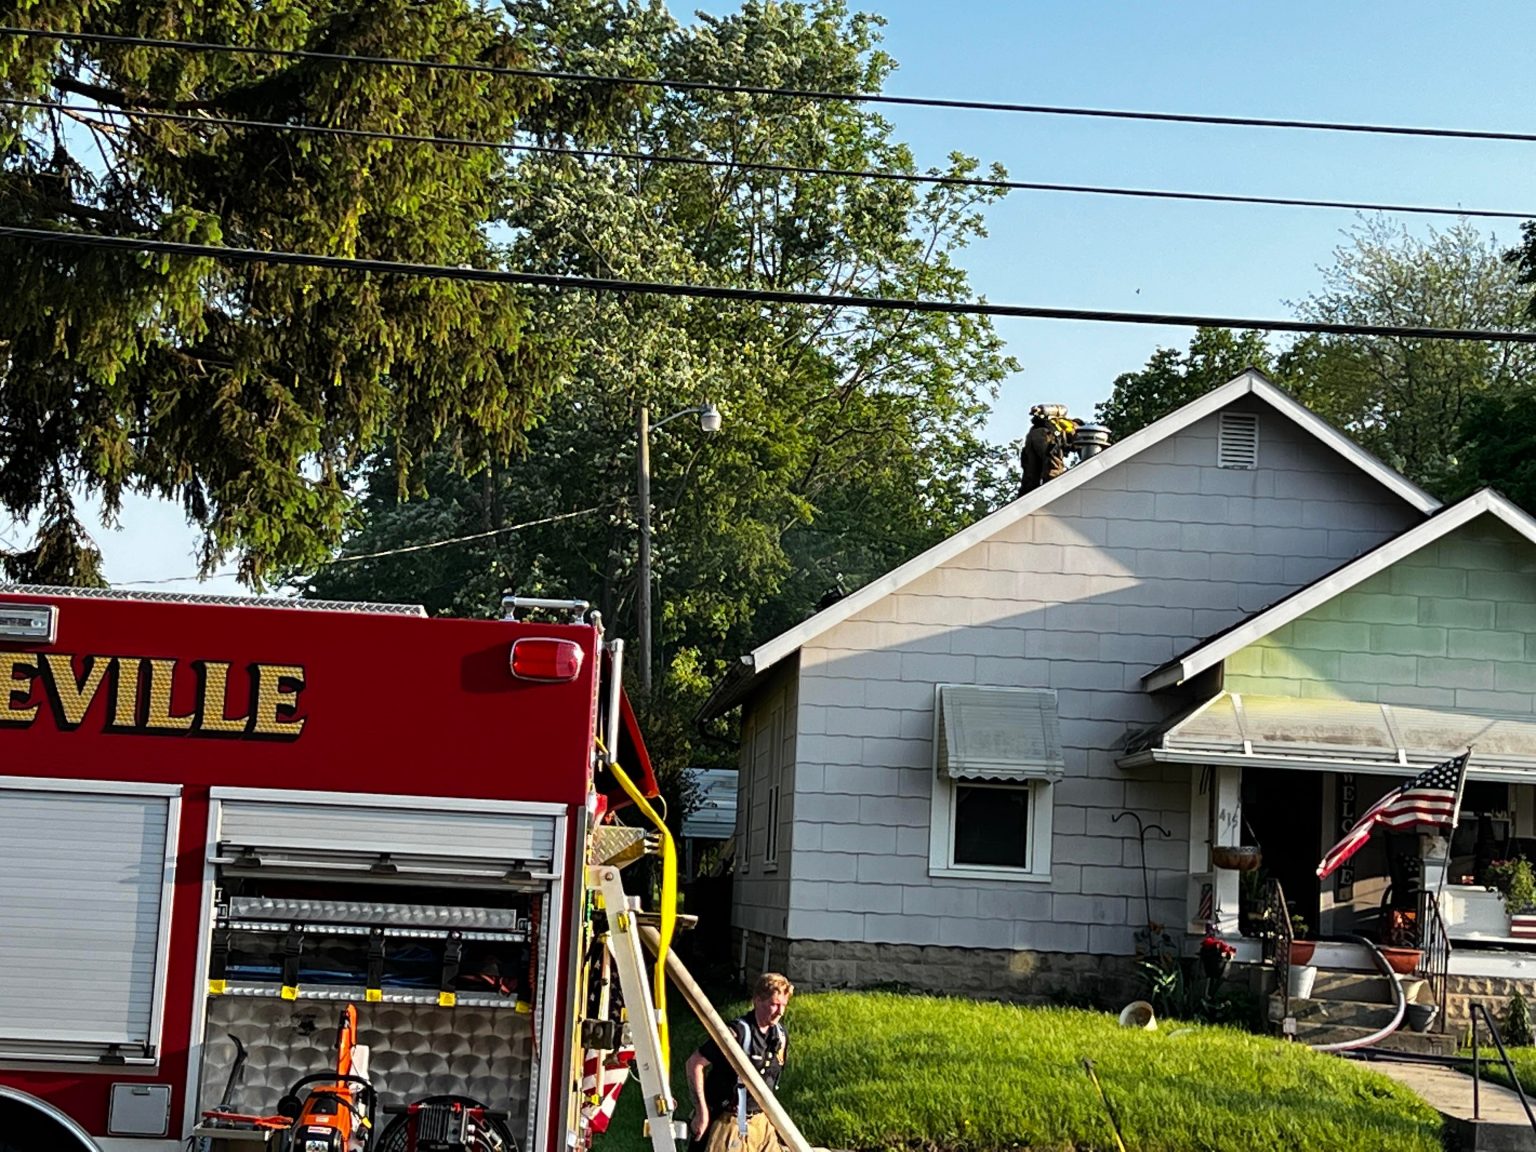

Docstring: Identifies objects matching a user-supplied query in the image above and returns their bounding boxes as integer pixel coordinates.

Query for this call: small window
[1218,412,1259,469]
[954,782,1029,868]
[764,783,780,868]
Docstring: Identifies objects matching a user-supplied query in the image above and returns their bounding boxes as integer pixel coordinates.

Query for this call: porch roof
[1118,692,1536,782]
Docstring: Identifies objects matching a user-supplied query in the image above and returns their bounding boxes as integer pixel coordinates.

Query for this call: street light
[637,402,722,694]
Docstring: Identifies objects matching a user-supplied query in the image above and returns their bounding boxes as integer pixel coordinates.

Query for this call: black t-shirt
[694,1013,786,1117]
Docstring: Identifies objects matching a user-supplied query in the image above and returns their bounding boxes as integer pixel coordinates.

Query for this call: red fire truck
[0,586,682,1152]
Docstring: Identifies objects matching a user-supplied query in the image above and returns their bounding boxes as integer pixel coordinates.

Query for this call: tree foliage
[304,0,1017,772]
[1283,218,1536,496]
[1097,219,1536,505]
[0,0,649,584]
[1094,328,1275,440]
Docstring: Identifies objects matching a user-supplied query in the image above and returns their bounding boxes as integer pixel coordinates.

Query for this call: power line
[4,222,1536,343]
[116,570,241,587]
[326,506,603,563]
[115,506,605,585]
[8,24,1536,145]
[12,96,1530,222]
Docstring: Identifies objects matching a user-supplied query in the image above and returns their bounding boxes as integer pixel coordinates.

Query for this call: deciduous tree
[1094,327,1275,439]
[1283,218,1536,495]
[304,0,1016,777]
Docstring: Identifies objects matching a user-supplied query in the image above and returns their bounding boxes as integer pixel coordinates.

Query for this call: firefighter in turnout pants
[686,974,793,1152]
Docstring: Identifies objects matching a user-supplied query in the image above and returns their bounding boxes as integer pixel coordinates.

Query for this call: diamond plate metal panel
[226,898,524,932]
[0,584,426,615]
[198,998,532,1128]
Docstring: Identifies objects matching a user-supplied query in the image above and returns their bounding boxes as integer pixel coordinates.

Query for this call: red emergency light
[509,637,584,682]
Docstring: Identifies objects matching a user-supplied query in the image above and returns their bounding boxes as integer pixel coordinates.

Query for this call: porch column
[1187,765,1242,935]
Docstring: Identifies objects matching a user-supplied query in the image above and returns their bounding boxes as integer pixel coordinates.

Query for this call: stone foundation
[733,929,1143,1010]
[1444,974,1536,1037]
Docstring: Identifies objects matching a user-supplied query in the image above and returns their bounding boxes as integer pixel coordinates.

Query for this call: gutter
[696,656,756,723]
[1117,747,1536,783]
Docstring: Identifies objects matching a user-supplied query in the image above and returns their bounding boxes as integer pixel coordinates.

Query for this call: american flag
[1316,752,1469,879]
[579,1046,635,1134]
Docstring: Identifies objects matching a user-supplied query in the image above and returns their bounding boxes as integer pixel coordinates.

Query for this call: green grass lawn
[1457,1044,1536,1097]
[596,990,1441,1152]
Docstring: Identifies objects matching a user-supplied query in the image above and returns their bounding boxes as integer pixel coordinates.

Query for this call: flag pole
[1434,747,1474,906]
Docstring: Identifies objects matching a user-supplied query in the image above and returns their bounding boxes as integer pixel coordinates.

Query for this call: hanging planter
[1211,845,1263,872]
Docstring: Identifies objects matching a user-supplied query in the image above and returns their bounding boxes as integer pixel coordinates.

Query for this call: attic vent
[1218,412,1259,469]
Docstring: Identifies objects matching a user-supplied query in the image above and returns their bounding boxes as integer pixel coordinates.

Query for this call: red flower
[1200,935,1236,959]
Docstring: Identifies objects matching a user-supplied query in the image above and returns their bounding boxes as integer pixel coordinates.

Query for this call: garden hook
[1113,810,1171,931]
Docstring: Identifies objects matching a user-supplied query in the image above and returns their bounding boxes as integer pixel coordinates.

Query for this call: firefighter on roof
[1019,403,1077,495]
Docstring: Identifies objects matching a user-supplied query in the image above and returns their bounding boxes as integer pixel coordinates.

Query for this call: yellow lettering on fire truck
[251,663,308,738]
[0,653,38,723]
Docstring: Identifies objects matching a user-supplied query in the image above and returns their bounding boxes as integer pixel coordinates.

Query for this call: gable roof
[700,369,1439,718]
[1142,487,1536,691]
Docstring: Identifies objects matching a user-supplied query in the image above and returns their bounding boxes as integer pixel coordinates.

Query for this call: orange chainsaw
[274,1004,376,1152]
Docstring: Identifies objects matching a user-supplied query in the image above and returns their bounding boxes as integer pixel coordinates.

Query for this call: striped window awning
[1119,692,1536,782]
[936,685,1065,783]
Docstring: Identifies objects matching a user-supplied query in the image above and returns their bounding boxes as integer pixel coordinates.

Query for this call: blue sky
[18,0,1536,591]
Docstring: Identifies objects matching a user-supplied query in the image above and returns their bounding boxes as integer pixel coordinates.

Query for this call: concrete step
[1444,1115,1536,1152]
[1291,1021,1461,1056]
[1291,996,1397,1027]
[1309,970,1396,1003]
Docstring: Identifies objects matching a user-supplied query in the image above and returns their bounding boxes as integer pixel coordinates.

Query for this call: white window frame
[929,775,1053,882]
[926,688,1053,882]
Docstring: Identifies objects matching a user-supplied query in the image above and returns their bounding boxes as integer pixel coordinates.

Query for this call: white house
[702,371,1536,1016]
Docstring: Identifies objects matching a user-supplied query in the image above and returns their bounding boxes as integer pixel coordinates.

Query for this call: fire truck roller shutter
[213,794,559,879]
[0,779,179,1063]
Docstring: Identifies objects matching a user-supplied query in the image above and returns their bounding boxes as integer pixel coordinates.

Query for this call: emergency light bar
[0,603,56,643]
[509,638,584,682]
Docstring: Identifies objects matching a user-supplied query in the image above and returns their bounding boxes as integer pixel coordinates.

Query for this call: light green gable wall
[1225,516,1536,713]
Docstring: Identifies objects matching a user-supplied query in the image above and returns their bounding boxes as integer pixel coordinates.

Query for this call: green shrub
[1489,858,1536,915]
[1508,990,1534,1047]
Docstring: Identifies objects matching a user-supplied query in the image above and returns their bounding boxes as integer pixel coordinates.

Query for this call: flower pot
[1289,940,1316,966]
[1378,947,1422,975]
[1405,1003,1438,1033]
[1287,964,1317,1000]
[1200,952,1232,981]
[1118,1000,1157,1030]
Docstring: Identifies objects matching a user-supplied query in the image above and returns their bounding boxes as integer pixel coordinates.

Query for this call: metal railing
[1415,890,1451,1033]
[1264,877,1292,1036]
[1470,1002,1536,1136]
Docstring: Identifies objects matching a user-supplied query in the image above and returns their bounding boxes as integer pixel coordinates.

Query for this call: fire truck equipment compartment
[0,780,179,1063]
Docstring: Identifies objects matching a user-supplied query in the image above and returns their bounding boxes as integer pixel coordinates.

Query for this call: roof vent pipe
[1075,424,1111,459]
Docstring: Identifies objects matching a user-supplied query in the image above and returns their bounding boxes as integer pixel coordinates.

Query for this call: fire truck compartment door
[213,792,561,878]
[0,779,179,1061]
